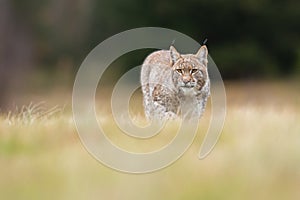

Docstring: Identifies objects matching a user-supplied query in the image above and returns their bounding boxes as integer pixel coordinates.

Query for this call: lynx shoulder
[140,45,210,120]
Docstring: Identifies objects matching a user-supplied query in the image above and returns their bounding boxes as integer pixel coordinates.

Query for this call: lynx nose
[182,76,191,84]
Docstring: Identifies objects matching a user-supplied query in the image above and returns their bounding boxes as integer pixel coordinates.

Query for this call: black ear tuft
[202,38,208,45]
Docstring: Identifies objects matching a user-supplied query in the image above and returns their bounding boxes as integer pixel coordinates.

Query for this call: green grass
[0,81,300,200]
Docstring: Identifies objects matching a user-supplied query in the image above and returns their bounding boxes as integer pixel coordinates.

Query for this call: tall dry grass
[0,81,300,200]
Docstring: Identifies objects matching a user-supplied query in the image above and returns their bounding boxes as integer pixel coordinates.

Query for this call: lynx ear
[170,45,181,64]
[196,45,208,66]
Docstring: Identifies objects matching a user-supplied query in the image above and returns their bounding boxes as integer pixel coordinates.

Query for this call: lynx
[140,45,210,120]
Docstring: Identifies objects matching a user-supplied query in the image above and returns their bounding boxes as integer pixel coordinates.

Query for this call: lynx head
[170,45,209,90]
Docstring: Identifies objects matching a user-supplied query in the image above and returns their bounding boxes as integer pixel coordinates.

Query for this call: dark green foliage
[8,0,300,79]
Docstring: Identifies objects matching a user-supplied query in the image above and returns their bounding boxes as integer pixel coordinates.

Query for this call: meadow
[0,81,300,200]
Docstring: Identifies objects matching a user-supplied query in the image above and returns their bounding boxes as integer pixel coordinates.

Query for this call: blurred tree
[0,0,34,109]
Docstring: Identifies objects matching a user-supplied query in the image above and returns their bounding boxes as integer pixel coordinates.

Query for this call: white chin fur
[180,87,196,96]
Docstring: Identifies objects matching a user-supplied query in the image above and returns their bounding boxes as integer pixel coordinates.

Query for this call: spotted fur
[140,45,210,120]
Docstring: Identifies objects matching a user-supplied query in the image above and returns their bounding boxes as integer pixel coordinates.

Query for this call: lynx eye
[176,69,183,74]
[191,69,198,74]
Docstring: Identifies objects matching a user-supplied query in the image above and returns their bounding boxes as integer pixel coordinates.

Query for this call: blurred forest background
[1,1,300,199]
[0,0,299,108]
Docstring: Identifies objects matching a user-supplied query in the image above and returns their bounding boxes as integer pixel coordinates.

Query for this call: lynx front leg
[195,92,209,118]
[152,84,179,120]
